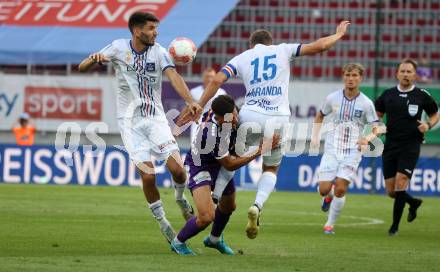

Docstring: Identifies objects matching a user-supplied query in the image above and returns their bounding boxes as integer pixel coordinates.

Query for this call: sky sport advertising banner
[0,144,439,196]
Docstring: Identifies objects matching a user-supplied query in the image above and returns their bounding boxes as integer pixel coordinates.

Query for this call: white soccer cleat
[246,205,260,239]
[324,225,335,235]
[176,195,195,221]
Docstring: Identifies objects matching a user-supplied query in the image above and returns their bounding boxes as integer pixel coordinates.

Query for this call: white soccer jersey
[190,85,226,140]
[190,85,227,114]
[320,90,379,156]
[99,39,175,120]
[221,43,301,116]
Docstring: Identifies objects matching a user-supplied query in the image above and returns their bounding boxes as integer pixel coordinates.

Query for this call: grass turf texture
[1,184,439,272]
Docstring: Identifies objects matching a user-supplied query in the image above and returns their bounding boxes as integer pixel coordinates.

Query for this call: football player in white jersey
[190,67,227,141]
[311,63,383,234]
[180,21,351,239]
[79,12,202,244]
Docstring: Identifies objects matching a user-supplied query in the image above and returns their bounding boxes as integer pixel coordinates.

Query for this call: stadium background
[0,0,439,196]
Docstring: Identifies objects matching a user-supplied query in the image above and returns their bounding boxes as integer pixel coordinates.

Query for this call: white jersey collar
[397,84,415,92]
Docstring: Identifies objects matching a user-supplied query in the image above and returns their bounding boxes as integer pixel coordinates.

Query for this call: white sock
[254,172,277,209]
[173,179,186,200]
[148,199,170,228]
[173,236,183,244]
[209,234,220,244]
[325,196,346,227]
[212,167,234,201]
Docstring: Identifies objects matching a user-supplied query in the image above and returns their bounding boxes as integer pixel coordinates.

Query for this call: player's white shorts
[238,108,290,166]
[318,152,361,183]
[117,116,179,164]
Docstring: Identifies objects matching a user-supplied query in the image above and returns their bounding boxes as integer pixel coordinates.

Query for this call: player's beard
[139,32,155,46]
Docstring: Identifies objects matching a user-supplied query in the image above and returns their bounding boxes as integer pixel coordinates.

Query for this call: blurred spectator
[416,58,433,84]
[12,113,36,146]
[189,67,227,141]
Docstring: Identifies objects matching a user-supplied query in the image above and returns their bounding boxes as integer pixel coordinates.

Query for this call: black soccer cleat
[407,198,423,223]
[388,227,398,237]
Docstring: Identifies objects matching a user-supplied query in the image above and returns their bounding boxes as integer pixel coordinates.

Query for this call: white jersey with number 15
[221,43,301,116]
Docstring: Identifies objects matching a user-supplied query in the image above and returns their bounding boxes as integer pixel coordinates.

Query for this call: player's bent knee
[219,202,236,214]
[198,211,215,227]
[387,191,396,198]
[140,173,156,186]
[334,189,346,198]
[318,183,332,196]
[171,167,187,184]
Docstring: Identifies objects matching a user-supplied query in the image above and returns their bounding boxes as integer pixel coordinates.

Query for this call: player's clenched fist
[88,53,109,64]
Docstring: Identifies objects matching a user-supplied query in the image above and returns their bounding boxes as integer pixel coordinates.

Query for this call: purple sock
[177,216,207,242]
[211,207,232,237]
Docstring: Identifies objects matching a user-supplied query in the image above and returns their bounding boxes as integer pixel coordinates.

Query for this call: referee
[375,59,439,236]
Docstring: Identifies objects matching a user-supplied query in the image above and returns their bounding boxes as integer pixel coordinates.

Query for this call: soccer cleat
[388,229,398,236]
[321,196,333,212]
[160,223,176,244]
[203,235,234,255]
[176,195,195,221]
[246,205,260,239]
[170,239,196,255]
[323,225,335,235]
[407,198,423,223]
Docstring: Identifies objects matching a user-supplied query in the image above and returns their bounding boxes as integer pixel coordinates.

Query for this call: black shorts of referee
[382,140,420,180]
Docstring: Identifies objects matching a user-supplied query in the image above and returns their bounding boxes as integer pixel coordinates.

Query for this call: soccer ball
[168,37,197,65]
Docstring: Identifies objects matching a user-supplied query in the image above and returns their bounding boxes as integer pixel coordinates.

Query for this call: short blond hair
[342,63,365,76]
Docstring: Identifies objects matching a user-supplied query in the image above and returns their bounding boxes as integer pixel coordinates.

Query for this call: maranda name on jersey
[245,85,282,98]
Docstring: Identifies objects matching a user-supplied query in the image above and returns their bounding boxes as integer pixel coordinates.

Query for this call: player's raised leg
[137,162,176,243]
[171,185,214,255]
[166,150,194,221]
[204,189,236,255]
[324,178,349,234]
[246,164,278,239]
[319,181,334,213]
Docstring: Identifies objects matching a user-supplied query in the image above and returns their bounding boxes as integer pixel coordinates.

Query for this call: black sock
[391,191,406,231]
[404,192,418,207]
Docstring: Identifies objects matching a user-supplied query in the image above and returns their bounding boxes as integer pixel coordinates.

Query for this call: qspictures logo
[24,86,102,120]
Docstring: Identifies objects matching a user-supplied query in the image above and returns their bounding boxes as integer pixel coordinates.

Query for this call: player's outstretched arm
[78,53,109,72]
[299,21,350,56]
[198,72,228,109]
[217,134,280,171]
[177,71,228,126]
[165,68,202,116]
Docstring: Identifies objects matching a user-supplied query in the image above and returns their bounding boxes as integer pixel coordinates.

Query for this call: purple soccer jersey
[185,111,237,194]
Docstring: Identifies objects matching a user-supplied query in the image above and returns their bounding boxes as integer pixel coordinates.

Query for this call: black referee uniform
[375,85,438,234]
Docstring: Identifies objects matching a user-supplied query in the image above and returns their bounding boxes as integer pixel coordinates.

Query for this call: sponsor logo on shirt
[354,109,363,118]
[246,98,279,111]
[146,63,156,72]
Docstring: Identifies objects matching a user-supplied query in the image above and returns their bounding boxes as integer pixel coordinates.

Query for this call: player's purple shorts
[187,165,235,196]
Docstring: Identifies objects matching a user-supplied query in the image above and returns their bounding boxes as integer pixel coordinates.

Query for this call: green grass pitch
[1,184,439,271]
